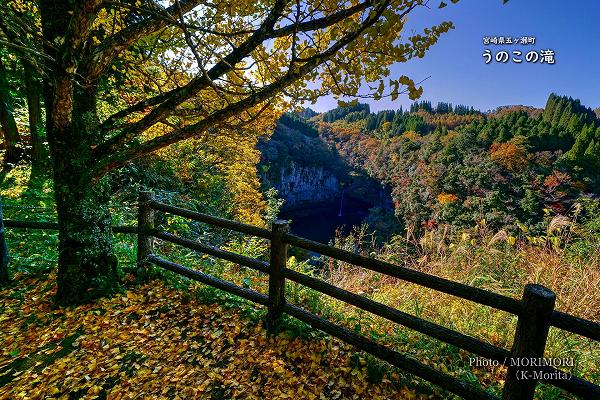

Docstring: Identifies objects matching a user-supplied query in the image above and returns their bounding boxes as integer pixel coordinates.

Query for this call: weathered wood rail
[3,191,600,400]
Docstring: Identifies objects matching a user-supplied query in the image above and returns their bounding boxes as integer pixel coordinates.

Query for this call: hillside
[250,98,600,399]
[305,94,600,236]
[257,113,350,209]
[1,1,598,399]
[2,96,599,399]
[3,161,599,400]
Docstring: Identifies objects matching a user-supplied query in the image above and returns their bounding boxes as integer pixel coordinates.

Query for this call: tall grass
[311,206,600,398]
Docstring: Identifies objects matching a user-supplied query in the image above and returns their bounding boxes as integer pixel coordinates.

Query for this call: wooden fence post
[137,191,155,276]
[267,220,289,333]
[502,284,556,400]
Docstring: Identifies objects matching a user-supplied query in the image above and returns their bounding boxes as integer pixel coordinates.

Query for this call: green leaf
[438,2,447,8]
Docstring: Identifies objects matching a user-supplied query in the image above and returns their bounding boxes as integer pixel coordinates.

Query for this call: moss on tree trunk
[53,176,119,306]
[45,72,120,305]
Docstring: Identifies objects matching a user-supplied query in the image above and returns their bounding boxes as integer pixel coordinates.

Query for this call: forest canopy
[311,93,600,234]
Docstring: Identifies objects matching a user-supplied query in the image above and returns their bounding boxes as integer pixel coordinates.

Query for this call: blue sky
[309,0,600,113]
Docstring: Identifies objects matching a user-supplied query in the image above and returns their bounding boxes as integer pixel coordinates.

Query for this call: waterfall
[338,188,344,217]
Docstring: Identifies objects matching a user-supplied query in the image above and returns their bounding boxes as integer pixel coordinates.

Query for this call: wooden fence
[3,191,600,400]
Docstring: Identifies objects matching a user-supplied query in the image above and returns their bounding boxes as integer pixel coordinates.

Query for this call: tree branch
[96,0,374,141]
[93,0,290,158]
[84,0,205,79]
[96,0,377,153]
[89,0,392,179]
[266,0,372,39]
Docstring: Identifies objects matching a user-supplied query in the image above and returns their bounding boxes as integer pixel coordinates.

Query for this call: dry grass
[316,225,600,393]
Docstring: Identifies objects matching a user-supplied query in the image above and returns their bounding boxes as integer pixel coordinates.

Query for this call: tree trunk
[48,83,120,306]
[0,58,22,169]
[39,1,120,306]
[53,172,119,305]
[0,198,9,286]
[23,62,47,172]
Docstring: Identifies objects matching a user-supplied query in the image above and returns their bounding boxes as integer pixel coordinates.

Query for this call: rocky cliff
[258,114,392,212]
[258,118,348,210]
[269,161,341,209]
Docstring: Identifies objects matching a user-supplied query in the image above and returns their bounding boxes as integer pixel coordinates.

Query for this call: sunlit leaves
[93,0,456,125]
[0,273,420,399]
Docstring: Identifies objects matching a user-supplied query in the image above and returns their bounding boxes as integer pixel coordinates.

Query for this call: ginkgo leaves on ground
[1,272,433,400]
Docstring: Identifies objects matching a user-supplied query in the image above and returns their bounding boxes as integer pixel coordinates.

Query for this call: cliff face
[258,116,391,212]
[258,119,348,211]
[272,161,341,209]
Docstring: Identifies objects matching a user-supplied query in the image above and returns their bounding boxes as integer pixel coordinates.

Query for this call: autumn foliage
[1,273,424,399]
[312,94,600,235]
[489,141,529,172]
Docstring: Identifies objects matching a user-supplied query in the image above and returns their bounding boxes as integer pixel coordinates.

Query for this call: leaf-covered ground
[0,272,437,400]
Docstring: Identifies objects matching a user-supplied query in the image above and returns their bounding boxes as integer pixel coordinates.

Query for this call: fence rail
[2,191,600,400]
[3,219,137,234]
[551,311,600,341]
[284,232,524,315]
